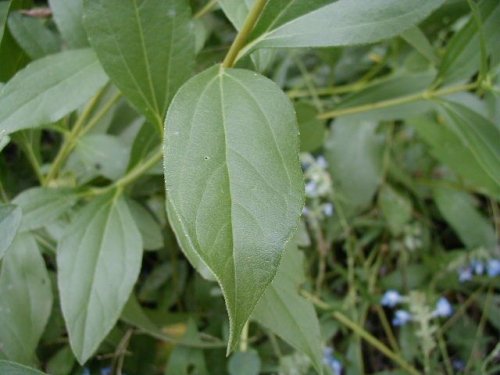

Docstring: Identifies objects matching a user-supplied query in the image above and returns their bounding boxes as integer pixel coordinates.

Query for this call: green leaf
[164,64,304,351]
[438,0,500,84]
[128,199,163,251]
[83,0,195,128]
[57,191,143,364]
[325,119,384,215]
[0,49,108,135]
[401,27,438,64]
[378,185,413,235]
[0,233,53,365]
[48,0,88,48]
[411,111,500,199]
[434,187,496,250]
[228,350,261,375]
[296,102,325,152]
[45,346,75,375]
[68,134,129,181]
[438,101,500,192]
[0,132,9,151]
[0,204,22,260]
[12,188,77,232]
[0,360,47,375]
[7,12,60,59]
[248,0,444,51]
[0,2,10,43]
[164,319,209,375]
[252,244,323,374]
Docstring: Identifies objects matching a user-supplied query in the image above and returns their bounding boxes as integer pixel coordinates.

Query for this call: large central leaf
[164,65,304,351]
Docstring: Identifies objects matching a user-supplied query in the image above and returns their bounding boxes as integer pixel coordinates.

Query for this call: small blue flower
[458,266,473,282]
[302,206,310,216]
[82,369,91,375]
[487,259,500,277]
[323,203,334,217]
[305,181,318,197]
[452,359,465,372]
[316,156,328,169]
[101,367,112,375]
[433,297,453,318]
[380,290,403,308]
[392,310,412,326]
[471,260,485,275]
[323,347,342,375]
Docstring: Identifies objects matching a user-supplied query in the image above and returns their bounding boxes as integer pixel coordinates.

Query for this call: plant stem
[194,0,218,19]
[222,0,268,68]
[44,91,121,185]
[317,82,478,120]
[302,291,421,375]
[239,321,249,352]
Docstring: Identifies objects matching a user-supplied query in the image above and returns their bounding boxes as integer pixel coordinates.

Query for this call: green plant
[0,0,499,374]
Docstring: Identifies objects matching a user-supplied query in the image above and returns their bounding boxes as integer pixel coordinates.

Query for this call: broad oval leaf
[252,244,323,374]
[248,0,444,51]
[0,49,108,135]
[0,360,47,375]
[12,187,78,232]
[164,65,304,351]
[0,204,22,260]
[84,0,195,129]
[57,191,143,364]
[0,233,53,365]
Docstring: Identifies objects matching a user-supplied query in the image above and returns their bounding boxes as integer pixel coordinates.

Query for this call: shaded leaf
[252,244,323,374]
[48,0,88,48]
[128,199,163,251]
[164,64,304,351]
[434,187,496,250]
[0,204,22,260]
[411,112,500,199]
[248,0,444,50]
[378,185,413,235]
[438,0,500,84]
[84,0,195,128]
[7,12,60,59]
[57,191,143,363]
[0,49,108,135]
[0,361,46,375]
[325,119,384,215]
[228,350,261,375]
[12,188,77,232]
[401,26,438,64]
[0,233,53,365]
[296,102,325,152]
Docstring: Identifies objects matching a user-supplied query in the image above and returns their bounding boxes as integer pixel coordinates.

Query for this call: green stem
[222,0,268,68]
[45,92,121,185]
[194,0,218,19]
[239,321,249,352]
[317,82,478,120]
[302,291,421,375]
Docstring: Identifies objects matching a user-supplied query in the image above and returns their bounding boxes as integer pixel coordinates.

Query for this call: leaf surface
[48,0,88,48]
[84,0,195,128]
[0,361,47,375]
[248,0,444,50]
[0,204,22,260]
[252,244,323,374]
[12,188,77,232]
[164,64,304,351]
[0,49,108,135]
[57,191,143,363]
[0,234,52,365]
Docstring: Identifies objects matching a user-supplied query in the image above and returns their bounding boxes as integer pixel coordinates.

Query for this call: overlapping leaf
[57,191,143,363]
[164,64,304,351]
[0,204,22,260]
[0,234,53,365]
[84,0,195,128]
[0,49,108,135]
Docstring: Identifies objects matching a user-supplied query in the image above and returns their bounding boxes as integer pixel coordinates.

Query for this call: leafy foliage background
[0,0,499,374]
